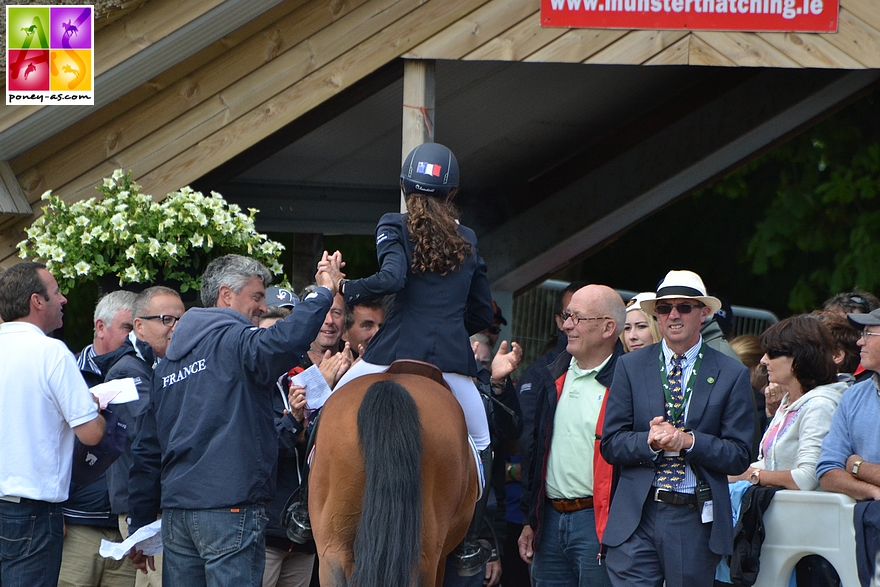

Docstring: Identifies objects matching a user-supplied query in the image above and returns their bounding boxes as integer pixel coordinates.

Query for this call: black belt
[0,496,41,505]
[652,487,697,506]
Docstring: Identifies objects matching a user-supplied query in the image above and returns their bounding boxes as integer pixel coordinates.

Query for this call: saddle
[384,359,451,391]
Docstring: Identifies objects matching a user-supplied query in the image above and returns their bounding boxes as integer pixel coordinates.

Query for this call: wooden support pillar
[0,161,33,215]
[401,59,435,213]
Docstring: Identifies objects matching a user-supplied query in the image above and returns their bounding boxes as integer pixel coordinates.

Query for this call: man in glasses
[518,284,626,587]
[94,285,185,587]
[600,270,753,587]
[818,308,880,502]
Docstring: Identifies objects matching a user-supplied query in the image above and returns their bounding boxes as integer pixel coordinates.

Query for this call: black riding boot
[282,414,320,544]
[453,446,494,577]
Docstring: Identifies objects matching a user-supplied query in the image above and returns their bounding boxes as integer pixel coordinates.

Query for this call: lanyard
[658,344,705,424]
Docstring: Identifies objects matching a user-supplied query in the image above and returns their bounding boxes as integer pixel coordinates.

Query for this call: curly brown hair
[406,194,472,275]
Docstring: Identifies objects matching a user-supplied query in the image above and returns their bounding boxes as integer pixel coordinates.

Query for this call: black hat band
[656,285,704,298]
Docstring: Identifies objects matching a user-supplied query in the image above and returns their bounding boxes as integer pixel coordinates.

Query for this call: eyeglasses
[560,312,610,325]
[860,330,880,341]
[139,315,181,327]
[654,302,703,315]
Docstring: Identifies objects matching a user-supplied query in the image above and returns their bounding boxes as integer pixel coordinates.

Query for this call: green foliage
[700,96,880,312]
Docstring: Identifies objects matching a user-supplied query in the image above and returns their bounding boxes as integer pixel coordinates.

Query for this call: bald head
[563,285,626,369]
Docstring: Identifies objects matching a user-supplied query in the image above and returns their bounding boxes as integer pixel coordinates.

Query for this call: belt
[0,496,39,504]
[652,487,697,506]
[549,497,593,513]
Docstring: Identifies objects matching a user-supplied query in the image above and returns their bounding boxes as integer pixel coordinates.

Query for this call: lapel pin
[707,377,715,384]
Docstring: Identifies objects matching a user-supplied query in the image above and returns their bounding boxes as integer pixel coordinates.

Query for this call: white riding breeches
[333,360,491,451]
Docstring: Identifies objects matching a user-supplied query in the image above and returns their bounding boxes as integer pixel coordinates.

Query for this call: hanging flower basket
[17,170,285,294]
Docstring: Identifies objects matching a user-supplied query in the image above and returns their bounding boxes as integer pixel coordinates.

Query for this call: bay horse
[308,364,480,587]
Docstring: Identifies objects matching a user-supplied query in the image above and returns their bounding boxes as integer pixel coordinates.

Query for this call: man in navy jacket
[127,253,343,587]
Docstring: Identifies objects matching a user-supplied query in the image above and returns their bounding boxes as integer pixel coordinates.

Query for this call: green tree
[702,94,880,312]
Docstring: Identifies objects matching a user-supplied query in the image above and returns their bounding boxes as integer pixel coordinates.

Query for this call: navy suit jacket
[343,212,493,377]
[600,342,753,555]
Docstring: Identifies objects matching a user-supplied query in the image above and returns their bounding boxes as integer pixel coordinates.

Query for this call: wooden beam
[525,29,628,63]
[402,60,436,212]
[403,0,536,60]
[757,32,866,68]
[464,11,565,61]
[645,35,690,66]
[842,0,880,31]
[585,30,688,65]
[0,162,32,215]
[688,34,738,66]
[692,32,801,67]
[822,8,880,68]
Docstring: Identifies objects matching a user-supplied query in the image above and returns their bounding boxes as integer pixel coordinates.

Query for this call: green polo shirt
[545,353,611,500]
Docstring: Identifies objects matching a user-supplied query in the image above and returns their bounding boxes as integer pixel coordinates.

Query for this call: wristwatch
[338,278,349,296]
[749,469,761,486]
[852,460,863,479]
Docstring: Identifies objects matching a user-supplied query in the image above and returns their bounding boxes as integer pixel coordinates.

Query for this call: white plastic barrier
[755,490,859,587]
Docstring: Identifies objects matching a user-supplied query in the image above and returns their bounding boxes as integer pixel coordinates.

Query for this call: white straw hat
[640,270,722,316]
[626,292,655,313]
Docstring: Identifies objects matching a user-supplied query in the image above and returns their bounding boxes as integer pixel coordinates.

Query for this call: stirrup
[453,539,492,577]
[284,502,312,544]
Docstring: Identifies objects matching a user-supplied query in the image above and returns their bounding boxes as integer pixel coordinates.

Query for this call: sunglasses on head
[654,302,703,315]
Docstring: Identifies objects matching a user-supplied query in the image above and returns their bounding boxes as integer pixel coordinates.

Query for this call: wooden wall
[0,0,877,267]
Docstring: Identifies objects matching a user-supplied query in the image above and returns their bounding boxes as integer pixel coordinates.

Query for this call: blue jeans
[162,505,268,587]
[531,504,611,587]
[0,499,64,587]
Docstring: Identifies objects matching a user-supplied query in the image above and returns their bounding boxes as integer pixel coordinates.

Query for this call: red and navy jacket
[521,341,623,547]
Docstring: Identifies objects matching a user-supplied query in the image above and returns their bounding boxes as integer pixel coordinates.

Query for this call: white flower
[103,177,114,188]
[81,232,93,245]
[110,214,126,231]
[164,243,178,257]
[148,238,161,255]
[50,247,65,262]
[74,261,90,275]
[41,190,53,200]
[126,245,137,260]
[123,266,140,282]
[64,226,75,236]
[74,215,90,226]
[111,169,125,181]
[189,233,204,247]
[115,203,128,212]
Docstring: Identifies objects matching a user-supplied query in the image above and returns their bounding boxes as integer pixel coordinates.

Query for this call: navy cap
[266,287,299,308]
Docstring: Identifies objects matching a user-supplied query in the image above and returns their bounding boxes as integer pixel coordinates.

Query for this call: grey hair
[201,254,272,308]
[134,286,181,318]
[605,293,627,338]
[94,290,138,335]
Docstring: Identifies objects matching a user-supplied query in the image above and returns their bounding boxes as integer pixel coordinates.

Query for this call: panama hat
[640,270,722,316]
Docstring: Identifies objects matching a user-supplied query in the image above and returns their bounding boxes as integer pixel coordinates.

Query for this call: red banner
[540,0,838,32]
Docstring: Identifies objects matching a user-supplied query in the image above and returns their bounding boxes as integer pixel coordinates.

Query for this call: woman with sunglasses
[729,315,847,490]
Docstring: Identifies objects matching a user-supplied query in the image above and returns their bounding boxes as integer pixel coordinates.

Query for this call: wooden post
[401,59,435,213]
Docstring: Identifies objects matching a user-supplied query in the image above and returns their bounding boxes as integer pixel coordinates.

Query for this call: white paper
[99,519,163,559]
[701,500,714,524]
[291,365,333,411]
[90,378,139,409]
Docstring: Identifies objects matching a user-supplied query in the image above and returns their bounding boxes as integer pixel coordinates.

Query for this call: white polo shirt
[0,322,99,502]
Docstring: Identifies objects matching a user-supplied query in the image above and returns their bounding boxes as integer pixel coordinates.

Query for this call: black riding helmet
[399,143,459,201]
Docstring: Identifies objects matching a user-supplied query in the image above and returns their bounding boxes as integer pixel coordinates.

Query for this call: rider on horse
[287,143,496,576]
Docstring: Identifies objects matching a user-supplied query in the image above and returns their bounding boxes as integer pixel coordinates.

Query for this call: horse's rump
[310,372,478,587]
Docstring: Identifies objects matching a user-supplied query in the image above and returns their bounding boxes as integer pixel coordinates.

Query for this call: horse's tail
[351,380,423,587]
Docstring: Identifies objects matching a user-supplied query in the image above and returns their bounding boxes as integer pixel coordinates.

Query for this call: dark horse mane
[350,380,424,587]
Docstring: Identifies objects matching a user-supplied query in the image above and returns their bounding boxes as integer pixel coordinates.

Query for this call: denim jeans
[162,505,268,587]
[0,499,64,587]
[531,504,611,587]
